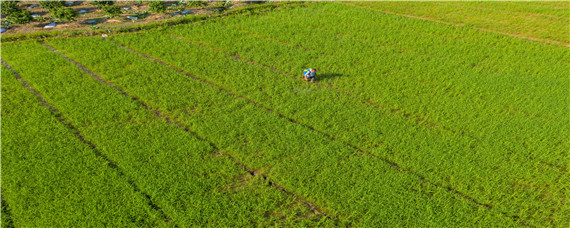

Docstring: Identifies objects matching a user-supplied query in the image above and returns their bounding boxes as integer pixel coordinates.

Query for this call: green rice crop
[1,65,164,227]
[1,41,329,227]
[105,19,566,225]
[1,2,568,226]
[350,1,570,44]
[44,36,516,226]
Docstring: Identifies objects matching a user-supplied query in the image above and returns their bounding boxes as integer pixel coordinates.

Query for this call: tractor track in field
[170,29,562,226]
[216,150,337,221]
[173,28,563,177]
[342,2,570,48]
[104,39,518,221]
[41,41,339,224]
[2,59,173,225]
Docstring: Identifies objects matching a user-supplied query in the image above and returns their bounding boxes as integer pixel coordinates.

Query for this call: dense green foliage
[90,0,121,18]
[101,5,122,18]
[1,1,33,25]
[4,8,33,24]
[187,1,209,8]
[148,1,167,13]
[50,7,78,22]
[39,0,66,10]
[1,2,567,227]
[90,0,115,7]
[0,1,20,16]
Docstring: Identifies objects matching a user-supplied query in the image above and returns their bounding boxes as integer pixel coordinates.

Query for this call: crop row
[1,41,327,227]
[1,64,165,226]
[42,36,519,226]
[106,25,568,225]
[168,6,568,169]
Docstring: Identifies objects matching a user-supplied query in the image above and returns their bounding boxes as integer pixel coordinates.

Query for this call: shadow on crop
[318,73,344,82]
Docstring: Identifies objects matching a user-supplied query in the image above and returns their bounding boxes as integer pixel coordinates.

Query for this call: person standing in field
[303,68,317,82]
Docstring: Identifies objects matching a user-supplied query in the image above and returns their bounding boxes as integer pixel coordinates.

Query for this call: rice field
[1,2,568,227]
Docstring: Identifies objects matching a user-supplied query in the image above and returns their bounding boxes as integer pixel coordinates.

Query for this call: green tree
[51,7,78,22]
[1,1,21,16]
[5,9,33,24]
[39,0,66,10]
[101,5,122,18]
[90,0,115,7]
[148,1,166,13]
[188,1,208,8]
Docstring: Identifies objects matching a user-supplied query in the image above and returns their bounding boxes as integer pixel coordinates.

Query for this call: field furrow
[168,9,567,169]
[1,63,166,226]
[43,40,338,222]
[2,2,566,226]
[3,60,171,220]
[105,29,568,225]
[43,36,519,226]
[2,41,329,227]
[110,36,503,217]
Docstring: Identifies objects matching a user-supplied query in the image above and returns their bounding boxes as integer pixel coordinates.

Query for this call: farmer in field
[303,68,317,82]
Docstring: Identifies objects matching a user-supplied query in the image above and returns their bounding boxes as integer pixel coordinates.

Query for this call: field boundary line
[104,39,339,223]
[1,59,173,224]
[40,41,339,225]
[174,22,564,225]
[342,2,570,47]
[105,39,522,222]
[174,28,562,175]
